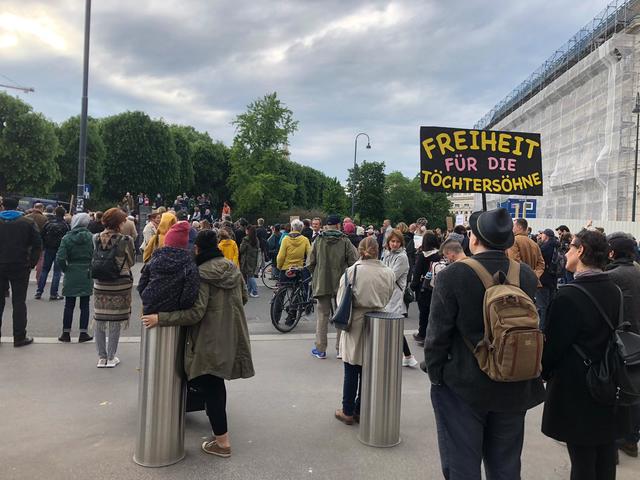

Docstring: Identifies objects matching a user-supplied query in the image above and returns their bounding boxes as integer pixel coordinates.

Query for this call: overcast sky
[2,0,607,182]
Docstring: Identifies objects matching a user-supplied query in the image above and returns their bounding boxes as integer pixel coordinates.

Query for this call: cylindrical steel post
[134,326,186,467]
[358,312,404,447]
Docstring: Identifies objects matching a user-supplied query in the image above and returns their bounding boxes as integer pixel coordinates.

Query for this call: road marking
[0,330,419,344]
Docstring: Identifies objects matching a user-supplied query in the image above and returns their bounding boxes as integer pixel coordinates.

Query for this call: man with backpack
[606,232,640,458]
[36,206,70,300]
[424,208,545,479]
[537,228,560,329]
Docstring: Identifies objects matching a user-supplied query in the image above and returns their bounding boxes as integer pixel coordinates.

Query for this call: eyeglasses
[569,243,579,249]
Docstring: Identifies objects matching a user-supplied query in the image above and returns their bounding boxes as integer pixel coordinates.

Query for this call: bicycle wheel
[261,262,278,290]
[270,286,302,333]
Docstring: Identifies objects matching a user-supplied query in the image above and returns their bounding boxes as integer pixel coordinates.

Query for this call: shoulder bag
[331,265,358,332]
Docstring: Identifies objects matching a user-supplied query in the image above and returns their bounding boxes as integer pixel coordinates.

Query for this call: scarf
[195,248,224,266]
[573,268,603,279]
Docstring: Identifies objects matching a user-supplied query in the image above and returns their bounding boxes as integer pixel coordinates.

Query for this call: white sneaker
[403,355,418,368]
[97,358,107,368]
[249,293,259,298]
[336,351,342,359]
[106,357,120,368]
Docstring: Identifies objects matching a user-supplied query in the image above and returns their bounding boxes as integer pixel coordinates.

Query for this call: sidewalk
[0,337,637,480]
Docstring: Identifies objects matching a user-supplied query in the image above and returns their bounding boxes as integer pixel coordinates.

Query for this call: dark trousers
[192,374,228,436]
[342,362,362,416]
[403,336,411,356]
[620,404,640,444]
[63,296,90,332]
[0,265,30,341]
[37,248,61,296]
[431,384,526,480]
[566,442,616,480]
[417,288,433,338]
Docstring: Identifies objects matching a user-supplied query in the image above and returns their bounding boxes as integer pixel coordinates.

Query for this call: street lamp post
[351,132,371,218]
[632,92,640,222]
[76,0,92,213]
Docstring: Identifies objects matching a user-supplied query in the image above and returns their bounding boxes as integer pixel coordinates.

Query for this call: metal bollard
[134,325,186,467]
[358,311,404,448]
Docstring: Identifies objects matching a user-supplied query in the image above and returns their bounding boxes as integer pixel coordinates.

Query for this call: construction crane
[0,83,34,93]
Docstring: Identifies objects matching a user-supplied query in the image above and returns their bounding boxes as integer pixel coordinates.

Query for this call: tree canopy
[0,92,60,195]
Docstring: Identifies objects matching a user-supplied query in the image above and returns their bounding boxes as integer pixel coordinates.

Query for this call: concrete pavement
[1,336,638,479]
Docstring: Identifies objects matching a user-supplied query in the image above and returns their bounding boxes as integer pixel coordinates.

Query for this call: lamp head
[366,142,371,149]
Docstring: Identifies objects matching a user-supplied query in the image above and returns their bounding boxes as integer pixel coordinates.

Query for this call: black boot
[78,332,93,343]
[14,336,34,347]
[58,332,71,343]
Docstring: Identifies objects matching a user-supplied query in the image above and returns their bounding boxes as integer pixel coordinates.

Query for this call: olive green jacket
[306,229,358,297]
[56,227,94,297]
[158,257,254,381]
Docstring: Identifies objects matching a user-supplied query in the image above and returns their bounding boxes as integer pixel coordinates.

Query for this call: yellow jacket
[219,239,239,267]
[277,233,311,270]
[143,212,177,263]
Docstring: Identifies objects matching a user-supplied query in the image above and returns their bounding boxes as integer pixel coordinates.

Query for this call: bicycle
[270,267,314,333]
[259,260,279,290]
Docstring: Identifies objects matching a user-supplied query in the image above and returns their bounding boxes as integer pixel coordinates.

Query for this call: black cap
[469,208,514,250]
[326,214,341,226]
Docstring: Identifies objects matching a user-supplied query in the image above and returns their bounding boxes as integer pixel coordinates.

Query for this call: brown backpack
[461,258,543,382]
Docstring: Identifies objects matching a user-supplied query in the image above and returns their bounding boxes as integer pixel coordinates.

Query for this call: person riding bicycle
[276,219,311,323]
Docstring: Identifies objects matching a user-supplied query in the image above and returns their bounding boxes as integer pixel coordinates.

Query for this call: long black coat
[425,250,545,412]
[542,273,631,445]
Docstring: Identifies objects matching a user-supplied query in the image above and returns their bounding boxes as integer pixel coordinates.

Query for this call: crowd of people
[1,192,639,478]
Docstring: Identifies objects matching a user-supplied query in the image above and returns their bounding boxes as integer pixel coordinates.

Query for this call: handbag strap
[563,283,623,331]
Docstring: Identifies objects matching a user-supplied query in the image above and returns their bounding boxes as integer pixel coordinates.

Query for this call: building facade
[476,0,640,221]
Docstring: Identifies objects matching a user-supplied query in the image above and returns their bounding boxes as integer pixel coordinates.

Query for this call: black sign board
[420,126,543,195]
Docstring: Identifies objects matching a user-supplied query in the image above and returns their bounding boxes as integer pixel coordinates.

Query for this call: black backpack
[43,219,69,250]
[550,247,566,277]
[566,283,640,407]
[91,234,125,281]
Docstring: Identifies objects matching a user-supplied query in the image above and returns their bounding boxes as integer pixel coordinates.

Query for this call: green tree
[348,160,386,225]
[322,177,348,215]
[100,111,180,201]
[0,92,60,195]
[169,125,195,195]
[384,171,452,228]
[192,139,231,211]
[53,116,106,200]
[228,92,298,218]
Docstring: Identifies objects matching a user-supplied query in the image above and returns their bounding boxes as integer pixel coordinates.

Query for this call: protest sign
[420,127,543,195]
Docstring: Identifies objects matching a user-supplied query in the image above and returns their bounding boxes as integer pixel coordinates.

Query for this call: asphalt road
[3,263,420,341]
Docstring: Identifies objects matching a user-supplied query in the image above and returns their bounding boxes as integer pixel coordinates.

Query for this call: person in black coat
[542,229,631,480]
[411,232,441,344]
[537,229,559,329]
[425,208,545,479]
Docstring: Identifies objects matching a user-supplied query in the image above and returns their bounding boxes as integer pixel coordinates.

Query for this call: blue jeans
[342,362,362,416]
[430,384,526,480]
[246,276,258,296]
[37,248,61,296]
[535,286,555,330]
[63,296,90,332]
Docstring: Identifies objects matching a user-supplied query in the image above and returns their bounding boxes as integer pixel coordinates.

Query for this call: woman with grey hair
[55,213,95,343]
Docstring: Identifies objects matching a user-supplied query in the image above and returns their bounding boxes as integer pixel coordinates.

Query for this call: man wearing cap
[0,197,42,346]
[507,218,545,285]
[424,208,544,479]
[537,228,559,329]
[306,214,358,359]
[606,232,640,458]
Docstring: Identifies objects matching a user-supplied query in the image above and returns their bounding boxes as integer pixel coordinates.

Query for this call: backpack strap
[459,258,494,289]
[563,283,622,331]
[505,260,521,288]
